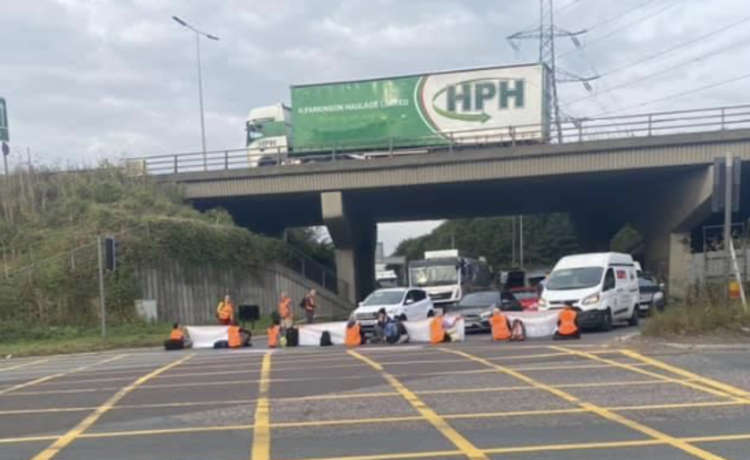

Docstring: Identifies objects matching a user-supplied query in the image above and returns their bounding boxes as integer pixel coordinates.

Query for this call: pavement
[2,323,750,459]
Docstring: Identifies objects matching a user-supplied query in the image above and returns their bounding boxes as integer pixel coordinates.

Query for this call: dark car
[638,273,665,315]
[446,290,522,332]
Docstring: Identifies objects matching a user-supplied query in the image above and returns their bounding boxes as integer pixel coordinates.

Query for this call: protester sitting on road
[392,317,410,344]
[278,292,293,330]
[302,289,317,324]
[372,308,390,344]
[489,307,511,341]
[345,320,363,347]
[554,302,581,340]
[430,311,458,344]
[164,323,187,350]
[268,313,282,348]
[228,321,252,348]
[216,295,235,325]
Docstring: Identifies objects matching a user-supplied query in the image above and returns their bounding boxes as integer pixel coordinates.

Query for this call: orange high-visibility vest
[268,325,280,348]
[217,302,234,321]
[278,297,292,319]
[490,313,511,341]
[228,326,242,348]
[558,309,579,336]
[169,329,184,341]
[430,317,446,344]
[345,324,362,347]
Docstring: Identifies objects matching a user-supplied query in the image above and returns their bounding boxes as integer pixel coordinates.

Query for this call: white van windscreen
[546,267,603,290]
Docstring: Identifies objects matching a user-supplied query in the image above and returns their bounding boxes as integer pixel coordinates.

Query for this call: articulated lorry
[246,63,549,165]
[408,250,491,305]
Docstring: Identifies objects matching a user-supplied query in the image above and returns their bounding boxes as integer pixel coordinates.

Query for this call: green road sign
[0,98,8,142]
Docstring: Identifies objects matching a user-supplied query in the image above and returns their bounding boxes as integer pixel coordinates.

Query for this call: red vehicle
[509,287,539,311]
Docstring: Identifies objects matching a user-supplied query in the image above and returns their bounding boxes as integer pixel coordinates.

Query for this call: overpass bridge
[132,104,750,302]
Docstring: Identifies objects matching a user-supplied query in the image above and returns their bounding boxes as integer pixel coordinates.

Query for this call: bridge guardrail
[126,104,750,176]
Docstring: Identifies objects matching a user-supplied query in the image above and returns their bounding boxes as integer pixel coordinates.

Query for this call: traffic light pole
[97,235,107,338]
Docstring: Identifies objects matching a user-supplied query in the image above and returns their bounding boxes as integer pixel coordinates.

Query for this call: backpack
[384,322,400,344]
[285,327,299,347]
[320,330,333,346]
[213,340,229,349]
[510,319,526,342]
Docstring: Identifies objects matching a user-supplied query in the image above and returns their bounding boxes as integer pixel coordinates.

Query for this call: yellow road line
[0,358,49,372]
[621,349,750,398]
[30,353,194,460]
[82,424,254,439]
[0,354,126,396]
[442,348,726,460]
[551,346,740,400]
[348,350,488,460]
[0,434,59,444]
[251,352,272,460]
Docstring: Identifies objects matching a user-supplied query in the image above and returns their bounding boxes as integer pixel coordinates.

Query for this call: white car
[351,288,435,332]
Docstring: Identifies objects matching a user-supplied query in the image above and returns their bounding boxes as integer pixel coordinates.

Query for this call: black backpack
[285,327,299,347]
[320,330,333,346]
[213,340,229,349]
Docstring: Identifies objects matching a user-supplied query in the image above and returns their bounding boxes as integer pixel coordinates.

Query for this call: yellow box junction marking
[349,350,489,460]
[251,352,272,460]
[551,346,742,401]
[621,349,750,398]
[441,348,726,460]
[0,358,49,372]
[30,353,194,460]
[0,354,126,396]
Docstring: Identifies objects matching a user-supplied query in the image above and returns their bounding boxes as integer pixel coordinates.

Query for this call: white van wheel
[426,310,435,318]
[628,306,639,326]
[600,309,613,332]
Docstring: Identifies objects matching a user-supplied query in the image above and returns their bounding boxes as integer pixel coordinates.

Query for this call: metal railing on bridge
[127,103,750,176]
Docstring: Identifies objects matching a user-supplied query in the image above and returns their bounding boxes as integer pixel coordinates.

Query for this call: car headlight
[480,310,491,320]
[581,293,600,306]
[537,298,548,308]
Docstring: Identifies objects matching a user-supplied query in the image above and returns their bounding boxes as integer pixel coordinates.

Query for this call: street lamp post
[172,16,219,170]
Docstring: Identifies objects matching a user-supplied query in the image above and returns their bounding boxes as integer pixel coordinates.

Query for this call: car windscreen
[546,267,603,290]
[362,290,404,306]
[458,292,500,308]
[409,265,458,287]
[513,291,537,300]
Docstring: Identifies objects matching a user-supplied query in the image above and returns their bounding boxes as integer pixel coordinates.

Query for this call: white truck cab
[537,252,639,331]
[246,103,292,166]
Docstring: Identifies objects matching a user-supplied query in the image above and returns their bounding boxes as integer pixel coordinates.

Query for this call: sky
[2,0,750,254]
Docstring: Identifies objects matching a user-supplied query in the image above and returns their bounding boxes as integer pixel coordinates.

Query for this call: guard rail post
[509,126,516,147]
[647,114,653,136]
[721,108,726,130]
[578,121,583,142]
[224,150,229,170]
[389,137,394,157]
[173,155,178,174]
[448,133,454,153]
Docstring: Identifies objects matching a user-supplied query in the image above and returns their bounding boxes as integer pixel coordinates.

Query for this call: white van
[537,252,639,331]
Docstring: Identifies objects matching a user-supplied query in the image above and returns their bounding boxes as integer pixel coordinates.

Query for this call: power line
[598,15,750,78]
[559,0,680,59]
[564,35,750,107]
[513,0,585,38]
[579,0,658,33]
[592,71,750,116]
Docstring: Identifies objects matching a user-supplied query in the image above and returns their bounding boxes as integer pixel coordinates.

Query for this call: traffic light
[104,237,117,271]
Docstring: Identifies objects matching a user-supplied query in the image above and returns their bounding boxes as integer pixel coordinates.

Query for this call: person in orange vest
[164,323,186,350]
[216,295,235,325]
[345,320,363,347]
[554,302,581,340]
[489,308,511,341]
[268,313,282,348]
[228,321,251,348]
[278,292,293,330]
[430,311,459,344]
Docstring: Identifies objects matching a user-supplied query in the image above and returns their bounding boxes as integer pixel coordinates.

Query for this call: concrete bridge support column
[321,191,376,303]
[633,167,715,300]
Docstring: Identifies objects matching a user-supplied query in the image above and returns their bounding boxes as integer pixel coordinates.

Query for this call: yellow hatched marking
[250,352,272,460]
[349,350,488,460]
[30,354,193,460]
[443,348,726,460]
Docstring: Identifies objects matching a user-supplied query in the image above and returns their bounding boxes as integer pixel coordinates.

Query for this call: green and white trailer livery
[246,63,548,163]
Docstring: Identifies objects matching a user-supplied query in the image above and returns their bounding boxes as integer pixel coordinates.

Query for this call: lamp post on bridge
[172,15,219,171]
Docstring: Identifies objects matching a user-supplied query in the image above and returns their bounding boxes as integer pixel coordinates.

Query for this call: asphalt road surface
[2,325,750,460]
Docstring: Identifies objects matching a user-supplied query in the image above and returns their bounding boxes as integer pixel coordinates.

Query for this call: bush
[643,289,750,337]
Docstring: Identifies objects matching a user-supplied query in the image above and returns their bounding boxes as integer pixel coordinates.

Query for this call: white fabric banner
[297,316,465,346]
[504,311,559,338]
[185,326,229,349]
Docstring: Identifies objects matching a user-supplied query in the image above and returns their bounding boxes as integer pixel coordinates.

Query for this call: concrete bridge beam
[321,191,376,303]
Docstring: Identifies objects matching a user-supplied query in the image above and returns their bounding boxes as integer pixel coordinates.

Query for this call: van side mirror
[405,299,415,305]
[659,282,665,291]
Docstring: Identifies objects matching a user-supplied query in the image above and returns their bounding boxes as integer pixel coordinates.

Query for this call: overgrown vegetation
[643,284,750,337]
[0,164,290,334]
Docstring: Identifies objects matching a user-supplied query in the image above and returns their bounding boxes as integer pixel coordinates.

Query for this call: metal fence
[127,103,750,175]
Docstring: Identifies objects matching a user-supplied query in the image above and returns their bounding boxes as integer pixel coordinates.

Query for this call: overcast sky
[2,0,749,253]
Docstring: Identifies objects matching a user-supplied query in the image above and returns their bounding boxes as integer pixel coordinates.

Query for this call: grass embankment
[642,300,750,338]
[0,317,274,357]
[0,165,288,356]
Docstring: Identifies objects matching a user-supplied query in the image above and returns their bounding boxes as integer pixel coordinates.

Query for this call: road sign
[712,156,741,213]
[0,98,8,142]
